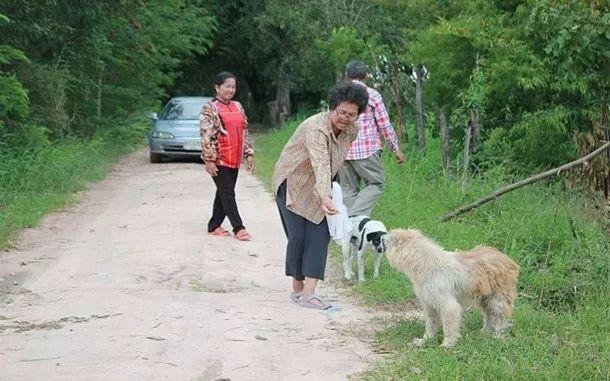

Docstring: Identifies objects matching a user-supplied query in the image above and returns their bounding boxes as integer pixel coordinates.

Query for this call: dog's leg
[439,299,462,347]
[357,248,366,282]
[479,297,494,334]
[348,241,358,279]
[342,239,353,280]
[412,305,441,347]
[373,252,383,278]
[484,293,513,336]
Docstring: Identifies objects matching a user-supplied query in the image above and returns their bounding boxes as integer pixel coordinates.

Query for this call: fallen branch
[441,141,610,221]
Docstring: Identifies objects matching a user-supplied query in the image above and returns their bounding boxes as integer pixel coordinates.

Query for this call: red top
[215,100,246,168]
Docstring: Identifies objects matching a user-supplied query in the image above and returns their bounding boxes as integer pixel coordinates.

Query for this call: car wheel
[150,152,162,163]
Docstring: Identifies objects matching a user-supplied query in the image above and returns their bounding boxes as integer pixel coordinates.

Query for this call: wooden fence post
[462,118,473,183]
[414,66,426,153]
[439,108,450,172]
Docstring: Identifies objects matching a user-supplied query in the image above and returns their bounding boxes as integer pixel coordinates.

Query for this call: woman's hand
[204,161,218,177]
[321,196,339,215]
[246,156,254,172]
[395,149,405,164]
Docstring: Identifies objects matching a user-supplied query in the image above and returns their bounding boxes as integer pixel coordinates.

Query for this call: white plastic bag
[327,181,351,243]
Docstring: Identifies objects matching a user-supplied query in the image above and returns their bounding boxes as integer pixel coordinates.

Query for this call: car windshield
[161,100,205,120]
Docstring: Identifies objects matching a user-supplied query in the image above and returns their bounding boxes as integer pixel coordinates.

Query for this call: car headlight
[152,131,175,139]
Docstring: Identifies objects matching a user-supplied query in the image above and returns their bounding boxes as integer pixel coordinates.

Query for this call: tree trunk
[439,108,450,172]
[276,72,291,127]
[470,108,480,152]
[462,119,473,182]
[96,65,104,120]
[601,96,609,200]
[415,67,426,153]
[391,62,405,143]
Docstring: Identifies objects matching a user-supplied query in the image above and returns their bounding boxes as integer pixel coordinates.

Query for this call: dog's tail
[460,246,520,314]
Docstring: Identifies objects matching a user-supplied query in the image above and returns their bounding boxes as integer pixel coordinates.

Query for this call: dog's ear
[366,231,379,242]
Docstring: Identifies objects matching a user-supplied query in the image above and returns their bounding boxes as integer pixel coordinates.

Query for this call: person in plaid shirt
[339,60,405,217]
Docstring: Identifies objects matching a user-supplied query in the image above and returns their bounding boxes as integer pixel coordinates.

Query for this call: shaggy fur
[386,228,520,347]
[341,216,388,282]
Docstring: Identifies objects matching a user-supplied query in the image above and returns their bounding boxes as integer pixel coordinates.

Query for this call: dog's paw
[411,338,425,348]
[441,339,457,348]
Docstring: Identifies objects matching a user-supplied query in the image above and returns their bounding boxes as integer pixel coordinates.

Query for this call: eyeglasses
[334,108,359,121]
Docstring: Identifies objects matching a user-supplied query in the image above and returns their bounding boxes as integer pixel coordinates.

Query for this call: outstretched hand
[321,196,339,215]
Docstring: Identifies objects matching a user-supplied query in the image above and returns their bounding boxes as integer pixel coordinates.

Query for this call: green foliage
[0,1,216,142]
[0,12,29,132]
[482,107,577,171]
[0,74,29,126]
[523,0,610,97]
[313,27,370,79]
[0,119,147,247]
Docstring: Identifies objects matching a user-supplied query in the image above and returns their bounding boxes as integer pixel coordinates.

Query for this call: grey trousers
[338,151,385,217]
[276,182,331,280]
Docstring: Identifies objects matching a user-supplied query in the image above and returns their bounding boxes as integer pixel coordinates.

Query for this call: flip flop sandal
[208,227,231,237]
[234,230,252,241]
[298,295,333,310]
[289,291,302,303]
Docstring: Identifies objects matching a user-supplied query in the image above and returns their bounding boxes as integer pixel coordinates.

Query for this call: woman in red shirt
[200,72,254,241]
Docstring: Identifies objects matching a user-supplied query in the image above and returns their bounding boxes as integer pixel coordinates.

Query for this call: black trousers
[208,165,245,233]
[276,181,330,280]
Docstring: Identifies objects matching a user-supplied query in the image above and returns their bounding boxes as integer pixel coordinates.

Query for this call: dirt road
[0,150,380,380]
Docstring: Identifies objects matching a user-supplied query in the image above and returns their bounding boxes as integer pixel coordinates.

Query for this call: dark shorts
[275,181,330,280]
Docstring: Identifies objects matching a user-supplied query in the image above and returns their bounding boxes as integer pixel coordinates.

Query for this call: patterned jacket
[199,99,254,163]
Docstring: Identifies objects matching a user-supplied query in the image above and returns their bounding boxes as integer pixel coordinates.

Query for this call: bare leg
[292,278,304,293]
[301,277,318,297]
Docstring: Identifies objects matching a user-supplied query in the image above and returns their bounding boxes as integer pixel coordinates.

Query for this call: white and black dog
[341,215,388,282]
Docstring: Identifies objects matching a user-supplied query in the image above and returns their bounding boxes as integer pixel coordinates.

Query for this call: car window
[161,100,205,120]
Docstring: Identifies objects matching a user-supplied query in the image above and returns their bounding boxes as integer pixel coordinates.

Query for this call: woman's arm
[199,102,220,163]
[305,126,332,200]
[236,102,254,158]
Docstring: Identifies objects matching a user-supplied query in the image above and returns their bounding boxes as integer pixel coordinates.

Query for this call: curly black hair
[328,80,369,114]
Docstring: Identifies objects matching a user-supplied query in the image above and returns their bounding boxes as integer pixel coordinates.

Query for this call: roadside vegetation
[0,120,147,248]
[254,117,609,380]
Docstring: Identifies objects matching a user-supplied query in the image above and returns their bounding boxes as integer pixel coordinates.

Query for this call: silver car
[148,96,212,163]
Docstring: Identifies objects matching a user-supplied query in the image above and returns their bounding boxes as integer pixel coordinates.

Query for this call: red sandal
[208,227,231,237]
[234,229,252,241]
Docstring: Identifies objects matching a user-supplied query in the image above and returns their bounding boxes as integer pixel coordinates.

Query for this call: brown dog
[387,229,520,347]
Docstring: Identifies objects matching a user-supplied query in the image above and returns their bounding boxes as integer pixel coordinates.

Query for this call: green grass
[0,120,148,248]
[253,116,610,380]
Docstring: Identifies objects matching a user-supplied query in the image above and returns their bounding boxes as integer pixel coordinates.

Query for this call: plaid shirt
[346,80,399,160]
